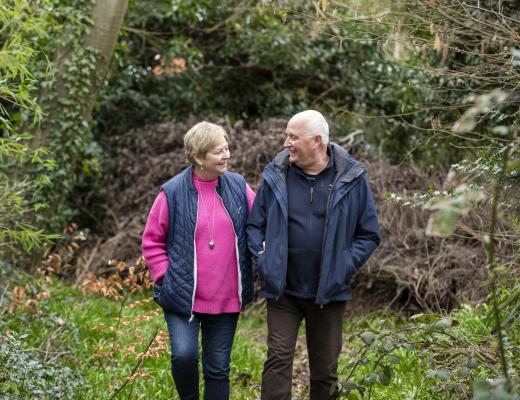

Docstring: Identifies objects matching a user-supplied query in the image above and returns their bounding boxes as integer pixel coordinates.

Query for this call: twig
[108,328,159,400]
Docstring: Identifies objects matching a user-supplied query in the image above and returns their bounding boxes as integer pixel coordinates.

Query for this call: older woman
[142,121,255,400]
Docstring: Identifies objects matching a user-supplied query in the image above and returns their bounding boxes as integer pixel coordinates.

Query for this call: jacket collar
[270,142,365,183]
[185,165,230,194]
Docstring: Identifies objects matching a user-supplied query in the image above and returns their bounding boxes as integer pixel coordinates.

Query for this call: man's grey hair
[289,110,329,145]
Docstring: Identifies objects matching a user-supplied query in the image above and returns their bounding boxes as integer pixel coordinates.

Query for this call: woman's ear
[193,154,204,168]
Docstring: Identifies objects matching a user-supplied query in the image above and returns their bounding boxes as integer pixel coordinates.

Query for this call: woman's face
[199,134,230,177]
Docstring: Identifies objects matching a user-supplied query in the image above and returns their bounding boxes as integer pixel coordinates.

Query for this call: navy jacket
[154,166,254,318]
[246,143,381,304]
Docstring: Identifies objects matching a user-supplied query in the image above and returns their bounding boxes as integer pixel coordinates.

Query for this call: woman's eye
[215,148,229,155]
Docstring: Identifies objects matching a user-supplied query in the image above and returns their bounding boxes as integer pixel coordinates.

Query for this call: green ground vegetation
[1,266,518,400]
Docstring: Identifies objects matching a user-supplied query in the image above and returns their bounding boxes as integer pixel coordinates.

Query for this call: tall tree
[27,0,129,232]
[32,0,129,149]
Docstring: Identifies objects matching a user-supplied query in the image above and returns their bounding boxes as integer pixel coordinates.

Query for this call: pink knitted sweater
[142,171,255,314]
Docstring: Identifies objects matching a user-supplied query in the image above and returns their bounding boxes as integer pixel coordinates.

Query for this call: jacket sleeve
[351,174,381,269]
[141,190,170,283]
[246,180,269,257]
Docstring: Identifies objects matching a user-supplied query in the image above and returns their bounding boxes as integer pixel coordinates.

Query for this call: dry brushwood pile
[58,117,516,312]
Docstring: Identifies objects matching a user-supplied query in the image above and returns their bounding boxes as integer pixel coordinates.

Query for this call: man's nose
[283,137,291,148]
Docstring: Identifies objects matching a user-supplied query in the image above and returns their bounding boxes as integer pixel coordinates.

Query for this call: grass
[1,269,519,400]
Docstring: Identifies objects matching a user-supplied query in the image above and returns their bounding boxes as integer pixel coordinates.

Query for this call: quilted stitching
[159,167,253,317]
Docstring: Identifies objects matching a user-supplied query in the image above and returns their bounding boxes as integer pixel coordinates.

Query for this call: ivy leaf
[456,366,470,378]
[383,365,394,380]
[467,357,480,369]
[379,373,390,386]
[360,331,376,345]
[348,358,369,368]
[363,372,379,383]
[387,356,400,364]
[341,380,358,392]
[427,369,453,381]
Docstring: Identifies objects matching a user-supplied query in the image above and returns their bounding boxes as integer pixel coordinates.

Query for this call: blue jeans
[163,311,239,400]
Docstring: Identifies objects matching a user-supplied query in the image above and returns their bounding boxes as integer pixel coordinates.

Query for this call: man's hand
[258,241,266,255]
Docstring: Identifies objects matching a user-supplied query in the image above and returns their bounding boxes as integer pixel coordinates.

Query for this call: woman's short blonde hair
[184,121,229,165]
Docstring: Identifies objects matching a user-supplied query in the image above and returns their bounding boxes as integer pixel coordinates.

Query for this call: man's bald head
[288,110,329,145]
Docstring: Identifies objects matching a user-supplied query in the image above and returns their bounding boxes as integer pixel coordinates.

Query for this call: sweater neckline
[192,170,218,184]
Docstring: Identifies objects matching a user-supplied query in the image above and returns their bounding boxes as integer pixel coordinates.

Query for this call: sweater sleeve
[245,183,256,213]
[141,190,170,283]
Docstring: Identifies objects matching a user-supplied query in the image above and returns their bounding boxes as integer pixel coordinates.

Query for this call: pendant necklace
[196,180,216,249]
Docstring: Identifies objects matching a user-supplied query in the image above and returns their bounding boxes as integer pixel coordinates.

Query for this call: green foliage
[93,0,520,168]
[95,1,380,137]
[24,0,103,231]
[309,0,519,164]
[0,0,61,257]
[2,0,107,239]
[0,332,83,399]
[473,379,520,400]
[0,136,58,253]
[383,86,519,397]
[0,0,46,131]
[425,185,487,237]
[1,263,518,400]
[337,307,520,400]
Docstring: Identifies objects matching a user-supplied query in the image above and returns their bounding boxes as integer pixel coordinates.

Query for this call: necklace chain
[196,180,216,249]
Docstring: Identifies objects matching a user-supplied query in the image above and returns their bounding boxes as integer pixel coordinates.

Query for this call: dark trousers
[262,295,346,400]
[164,311,239,400]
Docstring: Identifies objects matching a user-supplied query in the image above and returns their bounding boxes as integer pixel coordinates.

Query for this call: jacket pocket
[344,249,357,283]
[257,250,281,295]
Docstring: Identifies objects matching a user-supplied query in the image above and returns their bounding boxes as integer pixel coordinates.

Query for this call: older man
[247,110,381,399]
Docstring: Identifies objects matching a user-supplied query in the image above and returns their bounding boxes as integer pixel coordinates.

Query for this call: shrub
[0,332,83,400]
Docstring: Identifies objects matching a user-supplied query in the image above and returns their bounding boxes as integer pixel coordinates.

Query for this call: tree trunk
[31,0,129,149]
[82,0,129,121]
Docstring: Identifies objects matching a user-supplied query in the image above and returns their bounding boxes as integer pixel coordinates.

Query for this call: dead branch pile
[61,118,516,312]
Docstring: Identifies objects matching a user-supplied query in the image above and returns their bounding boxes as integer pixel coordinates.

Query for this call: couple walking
[142,110,381,400]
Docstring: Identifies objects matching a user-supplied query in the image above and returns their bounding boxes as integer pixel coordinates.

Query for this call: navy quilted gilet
[156,166,253,318]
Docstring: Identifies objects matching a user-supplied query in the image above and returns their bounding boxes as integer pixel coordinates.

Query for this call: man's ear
[314,134,323,147]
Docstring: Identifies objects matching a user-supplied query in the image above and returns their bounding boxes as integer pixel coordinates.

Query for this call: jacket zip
[215,190,243,308]
[309,183,314,203]
[316,183,335,306]
[189,194,200,323]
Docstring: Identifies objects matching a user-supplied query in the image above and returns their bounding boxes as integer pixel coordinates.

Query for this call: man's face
[283,119,318,168]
